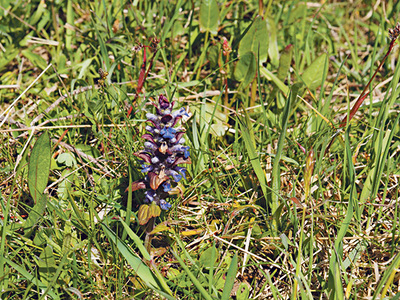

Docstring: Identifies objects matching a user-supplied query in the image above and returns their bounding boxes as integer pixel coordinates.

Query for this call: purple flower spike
[128,95,191,211]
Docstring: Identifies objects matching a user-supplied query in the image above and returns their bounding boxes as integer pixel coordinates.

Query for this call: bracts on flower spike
[127,95,191,225]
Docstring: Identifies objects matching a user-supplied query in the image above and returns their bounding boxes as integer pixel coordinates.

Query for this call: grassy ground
[1,1,400,299]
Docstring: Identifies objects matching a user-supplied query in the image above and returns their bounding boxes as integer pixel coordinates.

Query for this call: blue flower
[144,190,155,203]
[175,166,187,179]
[159,200,172,210]
[160,127,176,139]
[141,164,153,173]
[166,169,182,183]
[163,182,172,192]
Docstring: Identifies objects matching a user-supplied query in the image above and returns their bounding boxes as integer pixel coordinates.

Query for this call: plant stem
[144,217,156,255]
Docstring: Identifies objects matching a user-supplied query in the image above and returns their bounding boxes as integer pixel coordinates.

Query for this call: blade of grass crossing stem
[41,247,72,300]
[271,83,300,222]
[264,269,282,299]
[4,257,59,299]
[327,126,355,299]
[101,224,174,298]
[372,251,400,299]
[204,92,224,200]
[221,253,238,300]
[260,66,289,96]
[93,23,110,70]
[390,292,400,300]
[122,164,133,241]
[171,250,214,300]
[173,232,220,295]
[239,110,268,209]
[208,241,217,295]
[299,271,313,299]
[191,111,205,174]
[118,219,151,261]
[198,92,222,173]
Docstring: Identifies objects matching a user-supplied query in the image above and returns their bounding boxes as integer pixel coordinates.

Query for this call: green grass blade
[118,218,150,261]
[372,251,400,299]
[238,111,268,209]
[328,126,355,299]
[101,223,174,298]
[4,257,59,299]
[171,249,214,300]
[221,252,238,300]
[271,83,300,217]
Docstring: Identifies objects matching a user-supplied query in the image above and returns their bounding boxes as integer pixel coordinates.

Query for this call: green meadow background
[1,0,400,299]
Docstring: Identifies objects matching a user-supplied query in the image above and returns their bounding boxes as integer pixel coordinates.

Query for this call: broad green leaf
[287,4,307,25]
[57,169,74,200]
[207,44,219,68]
[172,20,184,38]
[236,282,250,300]
[57,153,76,167]
[300,53,328,90]
[21,49,48,70]
[0,46,18,70]
[221,253,238,300]
[24,194,47,233]
[75,144,101,158]
[199,0,219,35]
[277,45,294,81]
[238,15,268,63]
[199,246,218,269]
[28,131,51,203]
[234,51,256,88]
[267,17,279,68]
[190,101,227,124]
[190,98,228,137]
[210,122,228,137]
[38,245,56,284]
